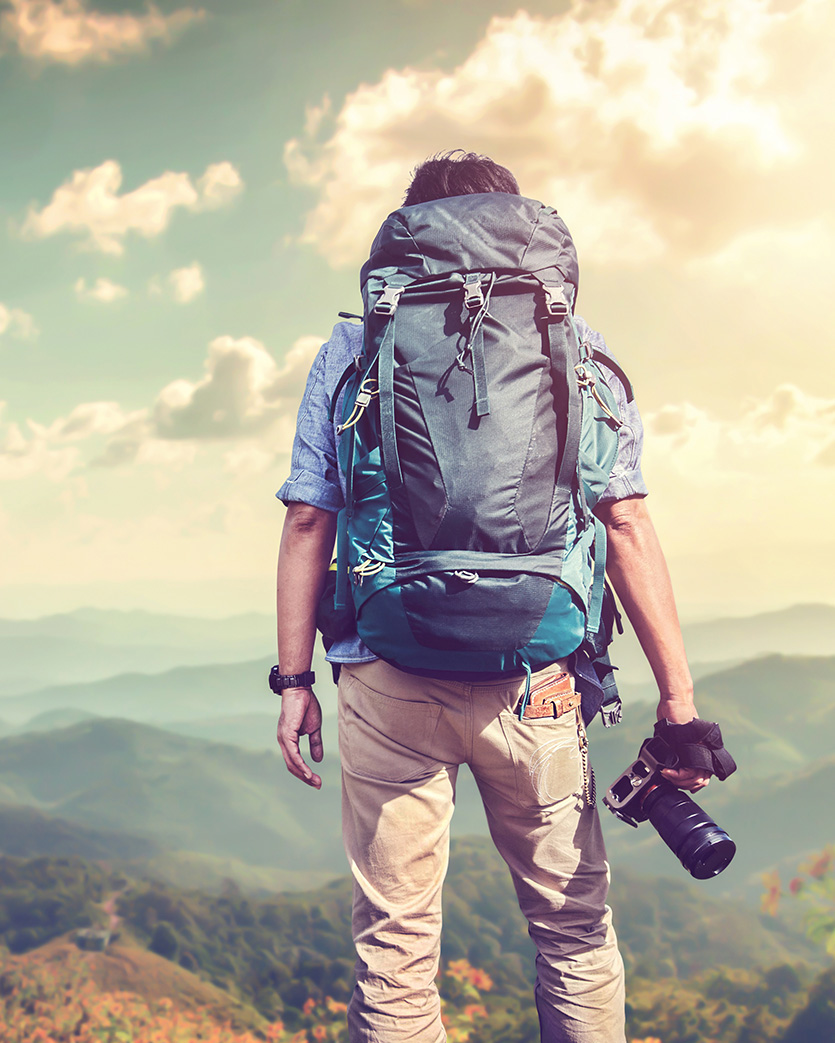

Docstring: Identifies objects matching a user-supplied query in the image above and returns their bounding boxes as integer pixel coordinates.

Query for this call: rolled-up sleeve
[575,317,649,504]
[276,342,345,512]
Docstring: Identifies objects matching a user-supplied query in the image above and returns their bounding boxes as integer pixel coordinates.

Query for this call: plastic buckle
[373,285,405,316]
[600,699,623,728]
[463,275,484,311]
[543,284,569,319]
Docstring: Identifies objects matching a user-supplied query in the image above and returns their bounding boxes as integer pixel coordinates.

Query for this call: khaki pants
[338,659,625,1043]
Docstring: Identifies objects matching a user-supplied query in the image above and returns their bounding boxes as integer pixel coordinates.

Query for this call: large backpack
[332,192,630,717]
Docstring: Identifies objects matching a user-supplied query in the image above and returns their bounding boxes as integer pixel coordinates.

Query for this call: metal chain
[577,711,596,808]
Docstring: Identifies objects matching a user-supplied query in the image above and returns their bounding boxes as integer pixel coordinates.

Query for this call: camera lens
[642,780,736,879]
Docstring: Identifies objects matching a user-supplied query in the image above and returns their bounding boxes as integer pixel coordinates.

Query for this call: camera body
[604,734,736,880]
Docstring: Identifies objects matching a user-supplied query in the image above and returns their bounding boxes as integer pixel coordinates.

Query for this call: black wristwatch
[269,666,316,694]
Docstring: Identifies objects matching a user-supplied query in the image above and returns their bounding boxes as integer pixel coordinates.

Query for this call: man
[275,153,709,1043]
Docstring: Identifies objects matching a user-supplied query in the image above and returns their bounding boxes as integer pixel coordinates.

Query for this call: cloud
[167,262,204,303]
[0,0,204,65]
[196,162,244,210]
[0,416,80,480]
[74,275,128,302]
[0,302,37,339]
[153,334,320,440]
[642,383,835,555]
[33,400,146,441]
[22,158,244,255]
[284,0,833,267]
[0,332,323,478]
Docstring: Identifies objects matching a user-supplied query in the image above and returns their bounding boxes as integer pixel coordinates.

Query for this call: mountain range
[0,603,832,897]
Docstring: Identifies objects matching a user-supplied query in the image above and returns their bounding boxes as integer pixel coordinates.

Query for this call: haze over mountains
[0,608,274,697]
[0,602,832,898]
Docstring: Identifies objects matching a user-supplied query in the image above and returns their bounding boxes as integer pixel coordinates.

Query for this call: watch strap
[269,666,316,694]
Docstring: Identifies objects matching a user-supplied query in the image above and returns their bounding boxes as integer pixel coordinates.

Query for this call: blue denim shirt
[277,318,648,664]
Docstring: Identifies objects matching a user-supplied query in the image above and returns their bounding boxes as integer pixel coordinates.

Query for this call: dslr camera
[604,733,736,880]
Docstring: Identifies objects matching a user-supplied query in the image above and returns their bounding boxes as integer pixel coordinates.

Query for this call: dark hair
[403,150,520,206]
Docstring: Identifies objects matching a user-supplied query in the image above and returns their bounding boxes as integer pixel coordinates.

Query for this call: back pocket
[339,670,443,783]
[498,707,583,808]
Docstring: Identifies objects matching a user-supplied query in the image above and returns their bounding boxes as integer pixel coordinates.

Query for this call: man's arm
[275,502,337,789]
[595,495,709,792]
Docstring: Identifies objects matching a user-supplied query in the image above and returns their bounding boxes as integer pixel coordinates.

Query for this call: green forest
[1,840,833,1042]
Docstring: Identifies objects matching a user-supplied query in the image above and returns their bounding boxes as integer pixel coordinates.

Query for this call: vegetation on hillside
[0,841,831,1041]
[0,856,110,954]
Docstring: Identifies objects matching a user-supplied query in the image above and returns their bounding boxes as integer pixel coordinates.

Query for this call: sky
[0,0,833,621]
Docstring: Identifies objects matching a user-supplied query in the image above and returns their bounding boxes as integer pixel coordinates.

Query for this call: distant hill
[611,602,835,688]
[589,653,835,785]
[164,713,282,749]
[0,717,347,872]
[0,649,336,726]
[0,803,163,861]
[0,607,275,696]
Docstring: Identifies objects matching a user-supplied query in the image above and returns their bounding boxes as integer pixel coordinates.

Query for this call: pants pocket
[499,707,584,808]
[338,668,443,783]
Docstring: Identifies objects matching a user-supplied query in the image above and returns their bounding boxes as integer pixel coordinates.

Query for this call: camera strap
[652,718,737,781]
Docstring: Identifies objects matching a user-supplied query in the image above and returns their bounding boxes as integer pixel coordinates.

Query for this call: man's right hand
[277,688,324,789]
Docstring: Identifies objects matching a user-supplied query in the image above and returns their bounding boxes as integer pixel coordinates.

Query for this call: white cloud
[196,162,244,210]
[0,0,204,65]
[22,158,244,255]
[0,419,80,480]
[35,400,146,441]
[284,0,832,267]
[167,262,204,303]
[153,334,320,440]
[0,333,322,478]
[642,384,835,556]
[223,444,277,476]
[0,302,37,339]
[74,275,128,302]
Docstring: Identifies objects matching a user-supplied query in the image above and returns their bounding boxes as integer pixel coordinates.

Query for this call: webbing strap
[471,320,489,417]
[652,719,738,780]
[344,422,357,519]
[329,358,359,423]
[587,517,607,636]
[378,311,403,489]
[334,508,348,611]
[545,316,583,518]
[462,273,494,418]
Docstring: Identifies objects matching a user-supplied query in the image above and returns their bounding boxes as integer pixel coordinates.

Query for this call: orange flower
[325,996,348,1015]
[469,967,493,991]
[313,1027,328,1041]
[789,876,805,895]
[463,1004,488,1020]
[303,997,318,1016]
[806,848,834,879]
